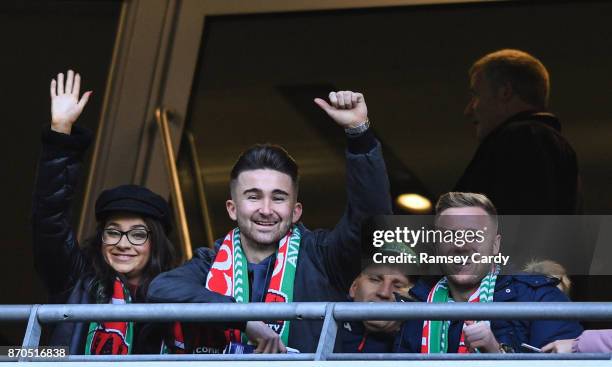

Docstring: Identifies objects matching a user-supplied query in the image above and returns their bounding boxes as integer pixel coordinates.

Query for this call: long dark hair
[83,216,178,303]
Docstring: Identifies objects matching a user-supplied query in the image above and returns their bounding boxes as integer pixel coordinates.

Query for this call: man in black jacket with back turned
[456,49,580,214]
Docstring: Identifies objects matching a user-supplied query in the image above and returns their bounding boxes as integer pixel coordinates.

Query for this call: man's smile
[254,220,279,227]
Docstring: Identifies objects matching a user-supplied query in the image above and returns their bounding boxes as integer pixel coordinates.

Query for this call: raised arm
[32,70,93,297]
[314,91,369,130]
[314,91,392,292]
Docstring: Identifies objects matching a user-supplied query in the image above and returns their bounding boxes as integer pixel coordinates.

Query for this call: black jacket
[455,111,580,214]
[31,126,162,354]
[147,134,393,353]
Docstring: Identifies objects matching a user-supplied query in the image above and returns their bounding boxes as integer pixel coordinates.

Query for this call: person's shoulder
[492,119,575,160]
[294,222,316,243]
[496,119,543,140]
[191,246,218,266]
[496,274,568,301]
[507,273,559,288]
[498,113,565,140]
[408,278,437,301]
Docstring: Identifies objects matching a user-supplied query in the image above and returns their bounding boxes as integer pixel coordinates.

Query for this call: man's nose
[259,199,273,215]
[453,242,478,255]
[376,281,394,300]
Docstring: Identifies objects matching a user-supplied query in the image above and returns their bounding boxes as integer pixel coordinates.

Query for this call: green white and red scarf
[85,277,133,355]
[169,226,301,353]
[420,266,499,354]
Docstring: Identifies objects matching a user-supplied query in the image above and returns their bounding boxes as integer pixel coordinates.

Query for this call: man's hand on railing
[464,320,501,353]
[245,321,287,354]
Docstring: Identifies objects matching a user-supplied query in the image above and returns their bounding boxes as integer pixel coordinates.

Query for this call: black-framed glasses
[102,228,150,246]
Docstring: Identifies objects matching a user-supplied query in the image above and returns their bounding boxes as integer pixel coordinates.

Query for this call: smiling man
[397,192,582,354]
[455,49,579,214]
[148,91,392,354]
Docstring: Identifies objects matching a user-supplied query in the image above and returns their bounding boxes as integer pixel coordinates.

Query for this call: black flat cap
[95,184,172,234]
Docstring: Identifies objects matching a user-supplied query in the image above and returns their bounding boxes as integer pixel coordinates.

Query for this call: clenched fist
[314,91,368,129]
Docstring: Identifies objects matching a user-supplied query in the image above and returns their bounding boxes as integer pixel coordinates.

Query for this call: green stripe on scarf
[208,225,301,346]
[422,266,499,353]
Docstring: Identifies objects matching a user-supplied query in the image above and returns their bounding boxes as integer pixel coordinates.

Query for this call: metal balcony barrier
[1,302,612,364]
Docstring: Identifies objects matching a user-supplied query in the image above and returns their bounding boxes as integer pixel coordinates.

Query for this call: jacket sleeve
[147,248,237,304]
[31,126,92,296]
[147,248,246,331]
[528,286,584,348]
[573,329,612,353]
[313,130,393,293]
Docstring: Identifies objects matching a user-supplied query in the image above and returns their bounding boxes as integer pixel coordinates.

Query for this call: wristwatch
[498,343,515,353]
[344,119,370,136]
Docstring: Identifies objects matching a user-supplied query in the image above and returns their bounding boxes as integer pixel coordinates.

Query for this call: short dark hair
[230,144,299,191]
[470,49,550,109]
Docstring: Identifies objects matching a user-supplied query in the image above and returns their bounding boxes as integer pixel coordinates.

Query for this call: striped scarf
[421,266,499,354]
[167,226,301,353]
[85,277,133,355]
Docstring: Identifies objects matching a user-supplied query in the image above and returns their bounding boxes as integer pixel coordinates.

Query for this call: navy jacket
[335,320,397,353]
[148,134,392,353]
[398,275,583,353]
[31,126,162,354]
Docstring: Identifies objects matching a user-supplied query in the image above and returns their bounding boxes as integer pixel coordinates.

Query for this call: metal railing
[2,302,612,363]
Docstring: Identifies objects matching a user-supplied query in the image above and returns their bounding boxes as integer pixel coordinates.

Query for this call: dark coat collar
[483,110,561,143]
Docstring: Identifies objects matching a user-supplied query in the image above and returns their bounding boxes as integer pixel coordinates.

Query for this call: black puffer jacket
[31,126,162,354]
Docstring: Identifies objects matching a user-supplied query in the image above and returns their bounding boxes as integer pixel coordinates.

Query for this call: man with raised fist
[148,91,392,354]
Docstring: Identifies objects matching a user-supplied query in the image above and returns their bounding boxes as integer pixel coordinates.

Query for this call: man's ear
[292,202,303,224]
[226,199,237,221]
[493,234,501,255]
[349,278,359,299]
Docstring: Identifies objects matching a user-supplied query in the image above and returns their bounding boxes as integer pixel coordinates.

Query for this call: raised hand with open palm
[50,69,92,134]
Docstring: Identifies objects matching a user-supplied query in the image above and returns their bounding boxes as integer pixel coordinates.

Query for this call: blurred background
[1,0,611,344]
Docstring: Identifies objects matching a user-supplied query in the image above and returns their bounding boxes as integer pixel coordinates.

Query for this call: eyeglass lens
[102,228,149,246]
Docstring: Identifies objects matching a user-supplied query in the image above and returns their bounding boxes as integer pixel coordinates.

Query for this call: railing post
[20,304,42,362]
[314,302,337,361]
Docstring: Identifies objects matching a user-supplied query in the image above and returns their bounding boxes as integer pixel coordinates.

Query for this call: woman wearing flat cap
[31,70,179,355]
